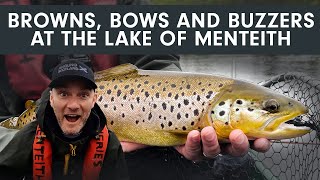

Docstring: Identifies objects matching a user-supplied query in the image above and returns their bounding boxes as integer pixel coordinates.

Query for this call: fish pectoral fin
[94,63,142,81]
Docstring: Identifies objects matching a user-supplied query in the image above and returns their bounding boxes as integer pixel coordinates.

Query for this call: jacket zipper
[63,144,77,175]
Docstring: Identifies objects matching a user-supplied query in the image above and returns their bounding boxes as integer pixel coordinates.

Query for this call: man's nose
[67,98,80,110]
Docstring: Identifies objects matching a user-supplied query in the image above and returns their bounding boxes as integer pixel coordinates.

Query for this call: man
[0,60,129,180]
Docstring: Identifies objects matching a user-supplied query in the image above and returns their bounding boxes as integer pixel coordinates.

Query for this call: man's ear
[49,90,53,107]
[92,92,97,108]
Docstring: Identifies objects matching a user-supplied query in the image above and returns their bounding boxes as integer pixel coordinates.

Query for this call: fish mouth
[261,112,311,132]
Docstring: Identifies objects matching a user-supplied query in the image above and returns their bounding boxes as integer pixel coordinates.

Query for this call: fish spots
[236,100,243,105]
[184,99,189,105]
[177,113,181,120]
[198,82,202,85]
[111,97,114,102]
[186,84,191,89]
[117,90,122,97]
[219,101,225,106]
[104,104,108,108]
[136,97,140,103]
[157,82,162,86]
[171,84,176,88]
[194,109,199,116]
[114,85,118,90]
[161,123,164,129]
[155,93,160,98]
[191,121,194,126]
[144,81,149,84]
[151,85,155,89]
[178,103,181,108]
[175,94,179,100]
[110,121,114,125]
[162,103,167,110]
[248,108,254,112]
[168,92,172,97]
[113,106,117,111]
[148,113,152,120]
[219,111,225,116]
[170,106,174,112]
[98,96,103,102]
[124,85,129,89]
[153,104,157,108]
[236,108,239,111]
[131,104,134,110]
[196,95,201,101]
[123,95,127,100]
[142,107,146,112]
[163,87,166,91]
[99,85,105,90]
[107,90,111,94]
[168,121,172,127]
[145,91,150,97]
[130,89,134,95]
[122,113,125,118]
[219,83,223,87]
[136,120,139,124]
[182,126,187,131]
[225,122,229,125]
[185,113,189,118]
[211,110,214,114]
[137,84,141,88]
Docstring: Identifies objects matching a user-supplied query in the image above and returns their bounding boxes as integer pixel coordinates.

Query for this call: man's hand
[175,126,271,162]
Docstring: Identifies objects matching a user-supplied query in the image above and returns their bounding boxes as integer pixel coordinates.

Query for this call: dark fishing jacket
[0,88,129,180]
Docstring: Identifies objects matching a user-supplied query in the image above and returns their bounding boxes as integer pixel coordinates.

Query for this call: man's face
[50,80,97,136]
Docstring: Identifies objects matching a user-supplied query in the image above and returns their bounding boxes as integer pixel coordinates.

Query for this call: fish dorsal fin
[94,63,142,82]
[25,100,36,110]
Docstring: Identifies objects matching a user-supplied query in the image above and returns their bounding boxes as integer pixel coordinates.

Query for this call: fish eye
[263,99,280,113]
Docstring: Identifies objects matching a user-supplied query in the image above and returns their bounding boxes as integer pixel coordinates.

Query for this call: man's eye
[59,92,67,97]
[80,93,89,98]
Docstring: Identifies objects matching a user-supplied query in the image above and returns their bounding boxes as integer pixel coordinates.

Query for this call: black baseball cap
[49,60,97,89]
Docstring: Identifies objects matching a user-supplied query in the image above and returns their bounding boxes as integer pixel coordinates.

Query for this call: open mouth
[261,114,311,131]
[65,115,81,122]
[283,116,314,130]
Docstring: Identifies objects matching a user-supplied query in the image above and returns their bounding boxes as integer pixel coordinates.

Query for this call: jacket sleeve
[0,121,36,179]
[100,131,129,180]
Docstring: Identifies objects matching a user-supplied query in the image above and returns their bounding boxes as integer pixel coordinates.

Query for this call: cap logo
[57,63,88,74]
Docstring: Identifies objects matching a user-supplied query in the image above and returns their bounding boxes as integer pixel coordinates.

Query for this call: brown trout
[0,64,310,146]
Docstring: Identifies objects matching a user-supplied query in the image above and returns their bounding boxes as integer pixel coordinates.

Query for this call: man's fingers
[251,138,271,153]
[175,130,202,161]
[201,126,220,158]
[224,129,249,157]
